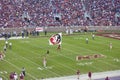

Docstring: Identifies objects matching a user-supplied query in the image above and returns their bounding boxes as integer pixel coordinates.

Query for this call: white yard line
[64,42,118,68]
[1,36,120,80]
[0,74,8,80]
[4,60,37,80]
[8,50,61,77]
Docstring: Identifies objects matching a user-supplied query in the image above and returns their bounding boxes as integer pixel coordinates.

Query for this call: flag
[49,33,62,45]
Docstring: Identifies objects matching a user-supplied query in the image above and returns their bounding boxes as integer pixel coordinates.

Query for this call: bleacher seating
[0,0,119,28]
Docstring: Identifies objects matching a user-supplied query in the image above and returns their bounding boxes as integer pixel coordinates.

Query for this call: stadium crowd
[0,0,119,28]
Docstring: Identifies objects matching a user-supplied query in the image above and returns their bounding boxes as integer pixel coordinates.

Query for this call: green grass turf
[0,32,120,80]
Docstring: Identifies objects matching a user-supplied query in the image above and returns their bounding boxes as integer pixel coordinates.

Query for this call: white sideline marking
[0,37,29,40]
[43,70,120,80]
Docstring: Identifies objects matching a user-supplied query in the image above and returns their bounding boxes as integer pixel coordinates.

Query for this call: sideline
[0,36,28,40]
[43,70,120,80]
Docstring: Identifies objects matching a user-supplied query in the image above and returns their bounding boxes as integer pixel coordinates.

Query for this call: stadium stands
[0,0,119,28]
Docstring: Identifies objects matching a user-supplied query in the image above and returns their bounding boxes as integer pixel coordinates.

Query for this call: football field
[0,32,120,80]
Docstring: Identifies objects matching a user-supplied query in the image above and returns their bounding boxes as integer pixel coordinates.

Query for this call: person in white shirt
[9,42,12,49]
[109,42,112,50]
[92,34,95,40]
[14,72,18,80]
[3,45,7,53]
[5,41,8,48]
[86,38,88,44]
[43,57,47,68]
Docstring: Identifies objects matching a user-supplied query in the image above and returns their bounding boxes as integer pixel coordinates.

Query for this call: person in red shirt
[88,71,92,80]
[20,72,24,80]
[47,50,49,54]
[76,70,80,80]
[105,76,110,80]
[9,72,14,80]
[57,44,61,50]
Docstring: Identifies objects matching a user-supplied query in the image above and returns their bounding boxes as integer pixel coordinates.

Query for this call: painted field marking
[0,71,8,80]
[12,40,77,76]
[8,50,60,77]
[113,58,120,62]
[77,62,93,66]
[0,71,7,74]
[63,42,118,70]
[38,66,53,71]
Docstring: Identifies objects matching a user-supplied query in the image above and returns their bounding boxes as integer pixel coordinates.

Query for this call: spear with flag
[49,33,62,49]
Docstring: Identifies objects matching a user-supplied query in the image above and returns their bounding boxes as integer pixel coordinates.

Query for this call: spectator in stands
[0,0,119,28]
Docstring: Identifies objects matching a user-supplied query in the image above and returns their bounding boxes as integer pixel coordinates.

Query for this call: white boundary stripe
[43,70,120,80]
[0,37,29,40]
